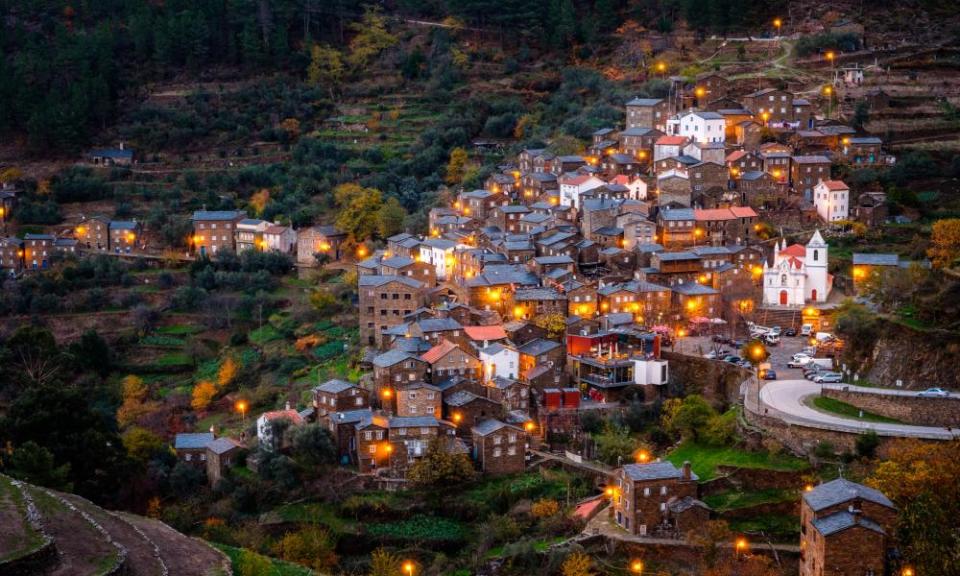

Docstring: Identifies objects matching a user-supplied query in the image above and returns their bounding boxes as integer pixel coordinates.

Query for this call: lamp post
[236,400,247,427]
[403,560,415,576]
[773,18,782,37]
[630,559,644,574]
[735,537,749,559]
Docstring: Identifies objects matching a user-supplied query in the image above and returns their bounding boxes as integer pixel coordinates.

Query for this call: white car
[918,387,950,398]
[788,357,813,368]
[800,324,813,337]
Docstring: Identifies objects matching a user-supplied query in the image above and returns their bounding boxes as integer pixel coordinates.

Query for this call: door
[811,289,818,301]
[779,290,788,305]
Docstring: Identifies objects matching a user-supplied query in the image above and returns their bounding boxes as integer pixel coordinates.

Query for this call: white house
[479,342,520,382]
[418,238,459,280]
[236,218,269,251]
[609,174,649,200]
[256,404,304,451]
[559,174,605,210]
[633,358,669,385]
[667,110,726,144]
[813,180,849,223]
[263,224,297,253]
[762,232,830,307]
[654,135,687,162]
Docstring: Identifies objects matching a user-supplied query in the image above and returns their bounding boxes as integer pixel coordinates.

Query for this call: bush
[855,430,880,459]
[531,498,560,518]
[814,441,836,459]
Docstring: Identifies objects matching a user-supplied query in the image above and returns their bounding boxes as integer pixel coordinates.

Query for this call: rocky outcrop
[859,319,960,390]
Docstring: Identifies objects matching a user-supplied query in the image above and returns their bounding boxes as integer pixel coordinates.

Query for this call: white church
[762,231,831,307]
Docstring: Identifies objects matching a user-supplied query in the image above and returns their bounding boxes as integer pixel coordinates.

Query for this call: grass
[0,476,44,563]
[157,324,203,335]
[703,488,797,512]
[212,544,315,576]
[266,502,359,535]
[249,324,282,345]
[155,352,192,366]
[666,441,809,481]
[810,397,902,424]
[728,514,801,542]
[366,515,466,542]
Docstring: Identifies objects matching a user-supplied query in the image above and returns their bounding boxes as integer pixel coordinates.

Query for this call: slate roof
[667,496,710,513]
[671,283,718,296]
[445,390,484,407]
[534,255,575,265]
[418,318,463,332]
[175,433,214,450]
[655,251,698,262]
[518,338,561,356]
[109,220,139,230]
[357,275,424,290]
[593,226,623,236]
[659,208,696,221]
[389,415,441,428]
[513,288,565,301]
[191,210,245,221]
[472,419,522,436]
[811,511,885,536]
[622,461,698,482]
[626,97,664,106]
[620,127,657,136]
[90,148,134,159]
[207,437,243,455]
[372,349,419,368]
[852,253,899,266]
[803,478,894,512]
[314,379,356,394]
[332,408,374,424]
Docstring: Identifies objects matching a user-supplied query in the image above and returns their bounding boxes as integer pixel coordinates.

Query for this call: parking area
[671,332,815,381]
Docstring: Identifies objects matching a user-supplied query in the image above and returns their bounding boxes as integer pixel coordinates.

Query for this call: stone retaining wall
[823,387,960,427]
[662,351,751,408]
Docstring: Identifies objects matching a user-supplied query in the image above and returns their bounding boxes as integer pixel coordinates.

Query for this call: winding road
[758,380,960,440]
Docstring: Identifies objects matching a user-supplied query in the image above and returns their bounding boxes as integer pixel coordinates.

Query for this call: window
[493,447,502,457]
[365,431,373,440]
[643,487,650,497]
[369,445,377,454]
[660,486,667,495]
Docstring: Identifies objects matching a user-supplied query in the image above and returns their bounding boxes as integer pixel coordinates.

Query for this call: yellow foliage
[280,118,301,139]
[531,498,560,518]
[445,147,468,185]
[146,497,161,519]
[249,189,270,217]
[36,179,50,196]
[928,218,960,268]
[0,167,23,183]
[117,375,151,428]
[295,334,322,351]
[561,551,593,576]
[191,380,217,411]
[217,356,238,389]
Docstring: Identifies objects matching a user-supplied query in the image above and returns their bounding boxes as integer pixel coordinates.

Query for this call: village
[2,5,960,576]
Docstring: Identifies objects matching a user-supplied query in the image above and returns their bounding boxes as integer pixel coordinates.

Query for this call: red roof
[610,174,632,185]
[730,206,758,218]
[562,174,593,186]
[726,150,748,163]
[820,180,849,191]
[420,339,458,364]
[464,325,508,341]
[694,208,736,221]
[788,256,804,269]
[261,410,304,425]
[655,135,686,146]
[780,244,806,258]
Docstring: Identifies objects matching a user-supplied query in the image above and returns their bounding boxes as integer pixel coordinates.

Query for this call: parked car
[738,360,754,369]
[770,326,782,336]
[800,324,813,337]
[814,373,843,384]
[918,387,950,398]
[784,327,797,337]
[723,355,742,364]
[804,366,828,379]
[788,358,812,369]
[763,369,778,380]
[704,349,730,360]
[764,333,780,346]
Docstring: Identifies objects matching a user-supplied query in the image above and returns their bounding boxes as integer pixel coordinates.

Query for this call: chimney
[285,401,291,411]
[682,461,692,480]
[119,141,124,151]
[209,425,216,437]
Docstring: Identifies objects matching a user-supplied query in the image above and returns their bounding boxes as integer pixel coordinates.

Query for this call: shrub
[531,498,560,518]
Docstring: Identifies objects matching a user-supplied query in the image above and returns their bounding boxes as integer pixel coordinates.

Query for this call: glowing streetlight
[452,412,463,424]
[825,50,835,64]
[902,567,914,576]
[773,18,782,35]
[630,559,644,574]
[695,87,706,99]
[381,388,393,400]
[804,484,814,492]
[735,537,749,558]
[356,245,368,258]
[635,449,651,463]
[236,400,248,425]
[524,421,535,433]
[403,561,415,576]
[761,111,770,126]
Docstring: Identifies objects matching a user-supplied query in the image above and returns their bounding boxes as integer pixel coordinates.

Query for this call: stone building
[471,419,527,475]
[613,460,708,538]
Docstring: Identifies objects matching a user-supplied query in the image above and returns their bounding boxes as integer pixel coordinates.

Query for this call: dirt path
[62,494,166,576]
[0,477,40,562]
[28,486,122,576]
[117,512,228,576]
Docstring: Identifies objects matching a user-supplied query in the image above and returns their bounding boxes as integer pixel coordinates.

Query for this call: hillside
[0,473,230,576]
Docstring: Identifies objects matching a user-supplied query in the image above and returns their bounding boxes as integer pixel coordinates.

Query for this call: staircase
[758,307,802,330]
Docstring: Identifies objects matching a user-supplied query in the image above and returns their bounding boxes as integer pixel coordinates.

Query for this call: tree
[445,147,468,185]
[347,7,397,70]
[867,439,960,574]
[661,395,716,441]
[369,547,403,576]
[122,426,164,463]
[531,498,560,518]
[249,189,270,216]
[333,183,385,243]
[852,101,870,130]
[191,380,217,411]
[593,424,638,465]
[561,551,593,576]
[68,330,112,378]
[6,441,72,490]
[4,326,62,388]
[855,430,880,459]
[290,424,338,468]
[274,526,338,573]
[217,356,238,389]
[407,438,476,486]
[687,519,732,568]
[307,44,344,99]
[547,134,584,156]
[117,374,153,428]
[929,218,960,269]
[310,288,340,315]
[533,312,566,339]
[377,196,407,238]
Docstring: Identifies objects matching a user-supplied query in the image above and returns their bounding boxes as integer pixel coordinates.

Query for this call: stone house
[205,437,244,486]
[23,233,54,269]
[109,220,142,252]
[297,225,347,264]
[471,419,527,475]
[444,391,503,432]
[791,156,832,201]
[313,379,370,416]
[76,215,110,250]
[626,98,670,132]
[484,376,530,413]
[613,460,708,538]
[518,339,564,376]
[421,339,481,382]
[358,275,426,347]
[799,479,896,576]
[396,381,442,418]
[372,350,429,407]
[191,210,246,256]
[174,432,215,467]
[0,237,23,273]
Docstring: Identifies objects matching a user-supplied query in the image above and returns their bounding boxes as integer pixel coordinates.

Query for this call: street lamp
[630,559,644,574]
[403,561,415,576]
[902,567,914,576]
[236,400,248,426]
[635,449,651,463]
[735,537,749,559]
[773,18,782,36]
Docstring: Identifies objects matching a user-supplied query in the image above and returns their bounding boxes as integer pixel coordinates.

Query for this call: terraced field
[0,474,231,576]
